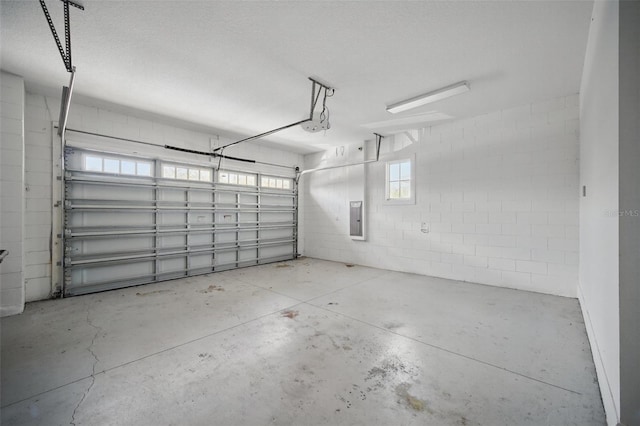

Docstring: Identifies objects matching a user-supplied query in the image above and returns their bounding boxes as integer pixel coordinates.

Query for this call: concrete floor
[1,258,604,425]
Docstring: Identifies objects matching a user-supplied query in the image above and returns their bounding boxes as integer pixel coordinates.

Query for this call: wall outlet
[420,222,429,233]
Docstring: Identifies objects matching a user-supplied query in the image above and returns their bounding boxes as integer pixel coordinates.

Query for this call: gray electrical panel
[350,201,363,237]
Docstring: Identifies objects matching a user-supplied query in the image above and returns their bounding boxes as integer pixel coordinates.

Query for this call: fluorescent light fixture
[386,81,470,114]
[363,112,452,130]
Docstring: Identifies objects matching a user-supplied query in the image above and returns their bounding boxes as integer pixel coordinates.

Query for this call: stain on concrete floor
[395,382,430,413]
[135,289,172,297]
[281,310,299,319]
[200,285,224,294]
[383,321,404,330]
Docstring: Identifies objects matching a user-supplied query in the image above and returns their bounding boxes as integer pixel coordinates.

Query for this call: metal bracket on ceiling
[57,68,76,136]
[212,77,335,153]
[39,0,84,136]
[39,0,84,73]
[374,133,383,161]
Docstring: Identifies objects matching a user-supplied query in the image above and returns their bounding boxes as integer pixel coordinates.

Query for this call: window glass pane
[261,177,268,187]
[269,178,276,188]
[389,182,400,199]
[137,162,152,176]
[219,172,228,183]
[176,167,188,180]
[163,165,175,178]
[85,156,102,171]
[389,163,400,181]
[188,169,199,180]
[104,158,119,173]
[200,170,211,181]
[283,180,291,189]
[400,161,411,180]
[120,160,135,175]
[238,175,247,185]
[276,179,283,189]
[229,173,238,184]
[400,181,410,198]
[247,176,256,186]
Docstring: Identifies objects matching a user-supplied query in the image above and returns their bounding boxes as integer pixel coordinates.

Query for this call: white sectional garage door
[62,147,297,296]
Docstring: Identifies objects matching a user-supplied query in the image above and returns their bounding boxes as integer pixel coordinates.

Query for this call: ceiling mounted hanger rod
[211,119,310,153]
[57,67,76,136]
[39,0,84,136]
[39,0,84,72]
[374,133,383,161]
[212,77,335,153]
[295,134,385,184]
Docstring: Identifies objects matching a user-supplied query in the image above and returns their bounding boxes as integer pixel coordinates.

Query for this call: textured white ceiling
[1,1,593,153]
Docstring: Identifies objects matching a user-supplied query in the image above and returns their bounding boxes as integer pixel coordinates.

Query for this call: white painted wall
[578,1,620,425]
[20,90,303,302]
[0,71,25,316]
[302,95,580,297]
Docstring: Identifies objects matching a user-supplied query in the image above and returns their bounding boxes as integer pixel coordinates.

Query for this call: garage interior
[0,1,638,426]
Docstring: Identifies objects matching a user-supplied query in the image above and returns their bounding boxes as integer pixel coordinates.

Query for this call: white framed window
[385,157,415,204]
[161,163,212,182]
[218,170,257,186]
[261,175,292,190]
[83,154,153,177]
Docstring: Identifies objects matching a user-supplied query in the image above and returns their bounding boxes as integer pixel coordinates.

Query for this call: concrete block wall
[302,94,580,297]
[20,91,303,302]
[0,71,25,316]
[23,93,54,301]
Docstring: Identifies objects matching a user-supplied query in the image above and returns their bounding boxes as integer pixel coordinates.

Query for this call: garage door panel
[189,254,214,269]
[75,261,155,286]
[189,212,213,224]
[238,212,258,222]
[261,228,294,240]
[217,192,237,204]
[159,188,186,202]
[260,245,294,260]
[189,233,213,246]
[215,251,237,266]
[70,211,155,227]
[261,212,294,223]
[190,191,213,203]
[158,212,187,225]
[71,185,153,201]
[63,148,297,295]
[238,249,257,262]
[71,236,155,256]
[239,193,257,203]
[158,235,186,248]
[237,230,258,241]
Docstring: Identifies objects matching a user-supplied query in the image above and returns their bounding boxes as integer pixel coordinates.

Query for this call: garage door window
[162,164,212,182]
[261,175,292,190]
[84,154,153,177]
[218,170,257,186]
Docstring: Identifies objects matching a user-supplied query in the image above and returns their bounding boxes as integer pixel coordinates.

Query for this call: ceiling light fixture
[386,81,470,114]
